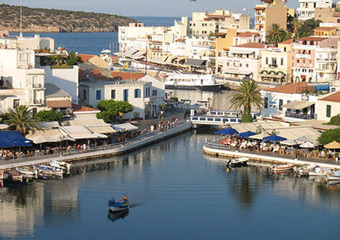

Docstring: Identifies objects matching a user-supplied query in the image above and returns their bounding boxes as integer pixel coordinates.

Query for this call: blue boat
[108,198,129,212]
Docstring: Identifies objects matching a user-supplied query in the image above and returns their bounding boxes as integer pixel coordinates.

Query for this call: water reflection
[107,209,130,222]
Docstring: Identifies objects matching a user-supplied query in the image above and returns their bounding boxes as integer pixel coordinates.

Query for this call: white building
[261,82,318,121]
[79,75,165,120]
[297,0,333,21]
[0,34,54,50]
[0,48,45,113]
[216,42,267,81]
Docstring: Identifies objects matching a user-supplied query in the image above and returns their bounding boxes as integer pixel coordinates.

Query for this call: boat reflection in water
[107,209,130,222]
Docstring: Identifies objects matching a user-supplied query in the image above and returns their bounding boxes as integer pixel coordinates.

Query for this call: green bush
[35,110,63,122]
[318,127,340,145]
[328,114,340,126]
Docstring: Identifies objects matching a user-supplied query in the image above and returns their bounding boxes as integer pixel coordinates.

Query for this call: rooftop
[297,36,327,42]
[72,104,99,112]
[278,39,294,45]
[79,54,96,63]
[45,83,71,98]
[264,82,313,94]
[233,42,267,49]
[319,91,340,103]
[314,27,336,31]
[236,32,260,38]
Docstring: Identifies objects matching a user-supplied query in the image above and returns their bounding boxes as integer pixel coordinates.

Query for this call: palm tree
[4,105,39,134]
[229,80,263,122]
[266,24,287,46]
[292,19,300,38]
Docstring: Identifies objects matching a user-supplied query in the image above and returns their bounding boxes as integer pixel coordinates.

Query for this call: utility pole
[20,0,23,37]
[145,45,148,75]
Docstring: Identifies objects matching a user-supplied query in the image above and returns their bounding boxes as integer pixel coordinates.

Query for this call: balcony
[32,83,44,89]
[285,112,316,120]
[30,99,44,105]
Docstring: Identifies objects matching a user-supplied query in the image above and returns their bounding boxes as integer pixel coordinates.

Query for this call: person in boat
[120,194,128,202]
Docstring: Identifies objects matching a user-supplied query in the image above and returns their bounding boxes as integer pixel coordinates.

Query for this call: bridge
[190,110,260,127]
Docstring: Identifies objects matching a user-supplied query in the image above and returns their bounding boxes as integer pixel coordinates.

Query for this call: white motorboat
[16,167,37,179]
[327,170,340,181]
[164,73,225,91]
[50,160,71,172]
[308,166,332,177]
[226,157,249,167]
[271,164,294,172]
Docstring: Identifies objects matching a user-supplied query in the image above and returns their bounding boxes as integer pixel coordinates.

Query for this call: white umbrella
[299,141,315,148]
[280,139,297,146]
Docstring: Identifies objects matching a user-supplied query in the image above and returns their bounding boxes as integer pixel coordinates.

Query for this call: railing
[191,116,242,124]
[0,119,189,162]
[285,112,316,120]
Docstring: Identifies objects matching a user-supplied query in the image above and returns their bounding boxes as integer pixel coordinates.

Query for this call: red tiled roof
[233,42,267,49]
[236,32,260,38]
[206,15,231,18]
[298,36,327,41]
[264,82,313,94]
[79,54,96,63]
[111,72,145,80]
[46,99,72,108]
[175,38,186,42]
[319,91,340,103]
[215,32,227,36]
[333,12,340,17]
[72,104,99,112]
[278,39,294,44]
[79,68,109,81]
[254,6,266,10]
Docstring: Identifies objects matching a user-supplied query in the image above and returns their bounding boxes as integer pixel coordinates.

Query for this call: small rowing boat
[271,164,294,172]
[108,198,129,212]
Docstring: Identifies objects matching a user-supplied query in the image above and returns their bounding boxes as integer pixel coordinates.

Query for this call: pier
[0,120,192,170]
[203,138,340,169]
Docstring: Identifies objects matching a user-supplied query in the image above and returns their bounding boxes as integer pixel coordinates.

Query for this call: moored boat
[164,73,224,91]
[50,160,71,172]
[226,157,249,167]
[108,198,129,212]
[327,170,340,181]
[0,170,4,180]
[308,166,332,177]
[271,164,294,172]
[16,167,37,179]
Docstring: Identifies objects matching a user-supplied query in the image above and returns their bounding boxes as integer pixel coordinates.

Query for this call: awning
[282,100,314,110]
[124,49,139,57]
[0,131,32,147]
[184,59,207,67]
[166,56,177,64]
[113,123,138,132]
[60,126,108,139]
[223,70,252,75]
[132,51,146,59]
[26,129,73,144]
[67,119,116,134]
[46,99,72,108]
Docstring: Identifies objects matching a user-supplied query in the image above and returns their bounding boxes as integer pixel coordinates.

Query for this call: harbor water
[1,129,340,240]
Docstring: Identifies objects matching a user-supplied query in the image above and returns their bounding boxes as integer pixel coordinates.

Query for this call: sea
[2,17,340,240]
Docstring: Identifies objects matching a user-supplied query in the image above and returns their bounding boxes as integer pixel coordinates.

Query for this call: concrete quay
[0,121,192,170]
[203,140,340,170]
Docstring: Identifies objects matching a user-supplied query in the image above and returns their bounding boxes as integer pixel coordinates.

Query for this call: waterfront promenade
[0,108,191,170]
[204,138,340,169]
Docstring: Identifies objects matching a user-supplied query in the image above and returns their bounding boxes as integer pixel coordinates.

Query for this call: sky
[1,0,300,17]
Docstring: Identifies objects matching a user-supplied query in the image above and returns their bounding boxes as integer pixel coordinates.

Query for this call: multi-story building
[79,73,164,120]
[0,48,45,114]
[317,91,340,121]
[291,36,338,83]
[233,31,262,46]
[254,0,287,41]
[0,34,54,50]
[190,9,250,37]
[260,45,291,84]
[216,42,267,81]
[297,0,333,21]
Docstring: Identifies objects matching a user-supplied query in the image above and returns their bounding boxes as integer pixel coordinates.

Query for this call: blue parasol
[215,127,239,135]
[239,131,256,138]
[263,134,287,142]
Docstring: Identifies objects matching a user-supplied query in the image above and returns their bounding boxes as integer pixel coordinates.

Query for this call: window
[145,87,150,97]
[326,105,331,118]
[264,97,268,109]
[134,89,141,98]
[123,89,129,102]
[83,90,87,100]
[13,99,20,108]
[281,58,284,66]
[111,89,116,99]
[279,99,283,110]
[96,90,101,100]
[152,90,157,96]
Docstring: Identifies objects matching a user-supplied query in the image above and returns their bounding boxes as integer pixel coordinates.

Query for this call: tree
[66,51,82,65]
[318,128,340,145]
[327,114,340,126]
[266,24,288,46]
[4,105,39,134]
[229,80,263,123]
[35,110,63,122]
[296,18,322,38]
[96,100,133,123]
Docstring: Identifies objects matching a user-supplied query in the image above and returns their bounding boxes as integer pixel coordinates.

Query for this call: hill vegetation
[0,4,136,32]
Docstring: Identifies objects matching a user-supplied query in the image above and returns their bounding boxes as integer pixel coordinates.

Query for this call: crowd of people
[220,136,339,161]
